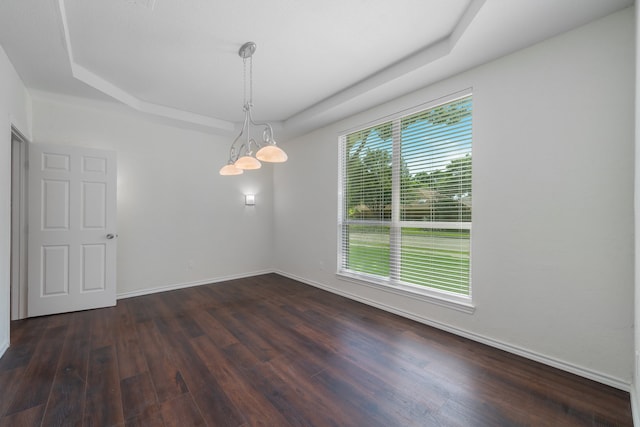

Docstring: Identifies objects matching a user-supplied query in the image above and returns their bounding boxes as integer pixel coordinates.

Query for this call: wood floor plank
[190,382,248,427]
[151,315,247,424]
[124,405,164,427]
[0,367,25,418]
[0,404,45,427]
[248,297,450,424]
[155,293,204,339]
[290,319,452,416]
[209,306,281,363]
[41,311,91,427]
[5,324,68,415]
[226,354,316,427]
[190,334,292,427]
[134,319,189,403]
[158,394,205,427]
[120,372,159,421]
[115,301,149,380]
[0,318,46,372]
[287,291,505,417]
[190,309,240,349]
[84,345,124,427]
[266,354,390,427]
[89,307,117,350]
[0,273,633,426]
[126,293,157,324]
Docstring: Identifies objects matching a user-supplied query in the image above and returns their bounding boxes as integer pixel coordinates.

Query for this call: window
[338,93,472,305]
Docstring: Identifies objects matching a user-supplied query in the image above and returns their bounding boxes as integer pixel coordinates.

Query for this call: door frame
[10,127,28,320]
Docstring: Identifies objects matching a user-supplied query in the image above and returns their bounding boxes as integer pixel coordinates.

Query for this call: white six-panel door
[28,143,117,317]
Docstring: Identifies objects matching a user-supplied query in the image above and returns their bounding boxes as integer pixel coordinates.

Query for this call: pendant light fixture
[219,42,288,176]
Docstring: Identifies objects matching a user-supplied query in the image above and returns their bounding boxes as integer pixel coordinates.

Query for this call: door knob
[106,233,118,239]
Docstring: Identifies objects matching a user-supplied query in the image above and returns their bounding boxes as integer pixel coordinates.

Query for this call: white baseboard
[275,270,631,393]
[116,269,275,300]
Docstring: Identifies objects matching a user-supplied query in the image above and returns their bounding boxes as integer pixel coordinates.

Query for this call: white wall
[275,8,635,388]
[31,93,275,297]
[0,46,31,357]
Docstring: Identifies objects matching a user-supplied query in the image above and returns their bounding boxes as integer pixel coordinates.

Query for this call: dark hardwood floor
[0,274,632,426]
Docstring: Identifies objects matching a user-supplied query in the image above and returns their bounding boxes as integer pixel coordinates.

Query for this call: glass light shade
[234,155,262,170]
[219,164,244,175]
[256,145,288,163]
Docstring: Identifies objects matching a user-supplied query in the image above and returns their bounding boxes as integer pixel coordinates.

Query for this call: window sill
[336,271,475,314]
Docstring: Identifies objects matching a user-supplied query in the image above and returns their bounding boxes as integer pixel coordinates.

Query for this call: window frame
[337,91,475,313]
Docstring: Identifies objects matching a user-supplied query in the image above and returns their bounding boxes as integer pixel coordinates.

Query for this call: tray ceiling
[0,0,633,136]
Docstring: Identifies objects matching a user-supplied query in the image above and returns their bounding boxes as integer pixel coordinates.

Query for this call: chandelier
[219,42,287,176]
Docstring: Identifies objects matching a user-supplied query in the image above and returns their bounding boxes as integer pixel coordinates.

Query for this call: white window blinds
[339,94,472,297]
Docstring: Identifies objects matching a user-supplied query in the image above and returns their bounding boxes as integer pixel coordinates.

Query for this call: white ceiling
[0,0,633,137]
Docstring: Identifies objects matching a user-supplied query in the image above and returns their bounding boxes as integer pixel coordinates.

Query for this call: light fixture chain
[249,54,253,106]
[243,56,247,107]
